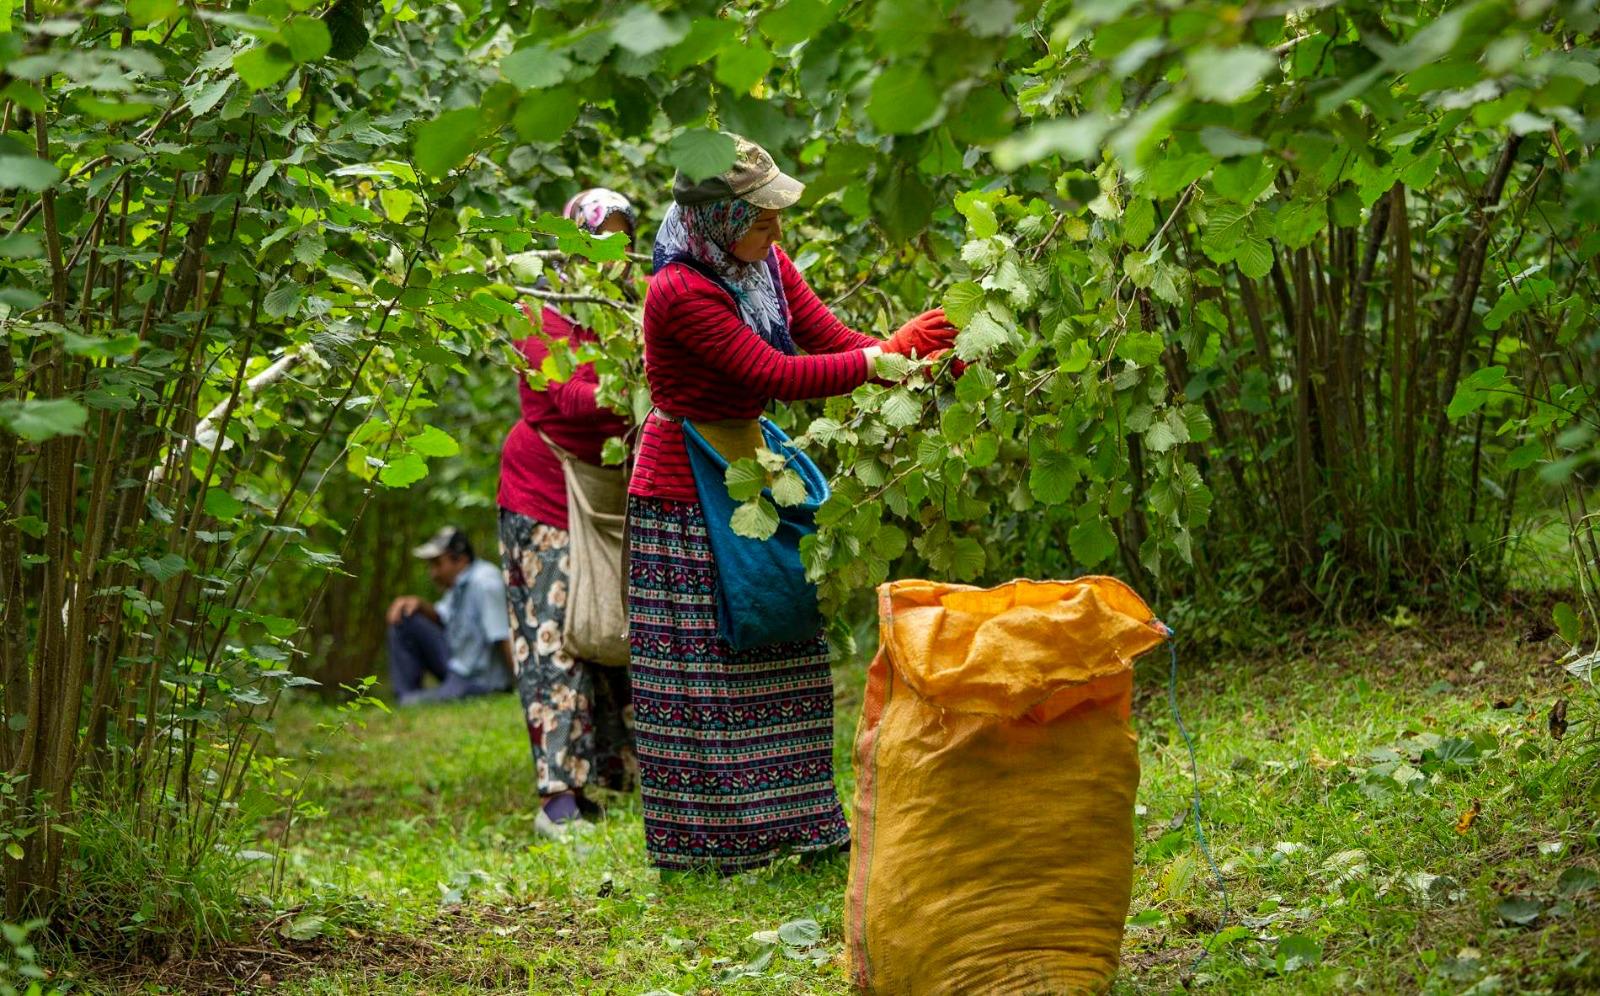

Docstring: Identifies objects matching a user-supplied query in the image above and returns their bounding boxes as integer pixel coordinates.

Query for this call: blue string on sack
[1158,624,1231,975]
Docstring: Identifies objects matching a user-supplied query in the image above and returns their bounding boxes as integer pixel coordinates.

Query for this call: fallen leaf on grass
[1495,897,1542,926]
[1456,799,1481,834]
[279,914,328,941]
[1557,866,1599,897]
[1273,934,1321,974]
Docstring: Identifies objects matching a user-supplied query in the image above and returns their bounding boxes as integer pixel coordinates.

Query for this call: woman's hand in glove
[883,309,959,358]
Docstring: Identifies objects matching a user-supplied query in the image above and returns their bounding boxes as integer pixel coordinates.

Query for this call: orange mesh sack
[845,577,1168,995]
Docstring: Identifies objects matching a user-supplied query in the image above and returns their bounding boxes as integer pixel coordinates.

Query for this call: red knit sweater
[630,248,879,501]
[498,306,630,529]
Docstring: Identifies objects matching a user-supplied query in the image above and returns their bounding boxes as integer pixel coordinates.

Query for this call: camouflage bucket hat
[672,134,805,210]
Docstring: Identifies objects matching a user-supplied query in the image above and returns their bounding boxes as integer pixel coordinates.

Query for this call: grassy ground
[73,616,1597,995]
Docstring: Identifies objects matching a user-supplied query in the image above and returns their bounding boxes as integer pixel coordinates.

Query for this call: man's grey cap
[411,526,470,560]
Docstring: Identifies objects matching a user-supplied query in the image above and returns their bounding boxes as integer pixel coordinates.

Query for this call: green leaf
[881,390,921,429]
[942,281,985,327]
[1114,331,1164,367]
[1446,366,1507,419]
[5,842,21,861]
[1123,198,1155,246]
[1068,518,1117,568]
[760,0,831,46]
[380,188,414,222]
[0,155,61,192]
[806,417,848,445]
[868,63,942,135]
[1236,235,1273,279]
[1186,45,1277,103]
[203,489,245,521]
[540,214,633,264]
[8,515,45,539]
[1200,203,1250,262]
[502,44,572,90]
[76,97,157,122]
[378,454,428,488]
[873,352,910,382]
[292,230,326,266]
[949,537,986,580]
[128,0,180,23]
[139,553,187,583]
[1553,602,1582,645]
[873,524,908,560]
[1060,338,1093,373]
[1198,126,1265,158]
[967,432,999,468]
[715,39,773,94]
[777,918,822,947]
[1212,158,1276,203]
[280,914,329,941]
[770,469,807,507]
[1144,420,1178,452]
[992,115,1110,170]
[233,44,294,91]
[1558,866,1600,896]
[611,5,688,55]
[663,129,737,182]
[872,165,934,241]
[724,459,766,502]
[1,398,87,442]
[1274,200,1326,250]
[323,0,369,59]
[602,437,629,466]
[1495,897,1542,926]
[262,283,304,319]
[1029,448,1078,506]
[948,87,1014,146]
[513,88,581,144]
[955,306,1009,361]
[962,199,999,239]
[414,106,481,177]
[730,497,779,540]
[1273,934,1322,973]
[1505,441,1542,470]
[940,404,978,442]
[283,18,331,62]
[410,425,460,458]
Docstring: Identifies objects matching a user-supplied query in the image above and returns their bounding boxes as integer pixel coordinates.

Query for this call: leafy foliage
[0,0,1596,957]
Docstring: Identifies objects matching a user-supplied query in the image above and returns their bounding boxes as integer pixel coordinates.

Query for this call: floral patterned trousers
[497,508,636,797]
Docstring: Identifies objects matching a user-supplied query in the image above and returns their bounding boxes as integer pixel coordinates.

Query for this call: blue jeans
[386,612,507,706]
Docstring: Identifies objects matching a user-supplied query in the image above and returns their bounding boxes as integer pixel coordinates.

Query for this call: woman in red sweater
[499,188,638,839]
[627,137,958,871]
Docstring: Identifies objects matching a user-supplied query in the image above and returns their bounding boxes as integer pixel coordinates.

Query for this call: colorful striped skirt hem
[626,495,850,871]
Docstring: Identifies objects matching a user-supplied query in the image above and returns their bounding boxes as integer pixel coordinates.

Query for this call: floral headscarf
[652,199,794,355]
[563,188,636,236]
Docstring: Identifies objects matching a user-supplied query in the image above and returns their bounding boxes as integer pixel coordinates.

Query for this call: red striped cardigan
[629,247,879,501]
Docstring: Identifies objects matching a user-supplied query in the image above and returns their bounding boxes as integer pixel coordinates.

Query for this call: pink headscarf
[562,188,636,236]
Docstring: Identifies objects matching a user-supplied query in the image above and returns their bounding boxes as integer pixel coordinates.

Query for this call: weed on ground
[62,618,1598,994]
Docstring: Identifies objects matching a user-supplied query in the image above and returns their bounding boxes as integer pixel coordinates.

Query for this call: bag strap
[535,427,577,466]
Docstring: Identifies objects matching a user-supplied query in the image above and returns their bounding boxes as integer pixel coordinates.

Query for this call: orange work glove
[883,309,959,358]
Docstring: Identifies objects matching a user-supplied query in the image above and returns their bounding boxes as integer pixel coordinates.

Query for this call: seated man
[386,526,513,706]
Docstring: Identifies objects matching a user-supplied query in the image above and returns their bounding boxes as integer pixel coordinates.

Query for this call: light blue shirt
[437,559,511,685]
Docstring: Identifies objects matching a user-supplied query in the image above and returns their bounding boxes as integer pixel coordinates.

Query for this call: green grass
[71,619,1597,995]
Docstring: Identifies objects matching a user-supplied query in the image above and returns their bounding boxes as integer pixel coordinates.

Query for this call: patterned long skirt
[498,508,636,797]
[626,496,851,871]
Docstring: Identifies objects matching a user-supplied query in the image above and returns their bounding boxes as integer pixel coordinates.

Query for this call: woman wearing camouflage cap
[625,136,958,872]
